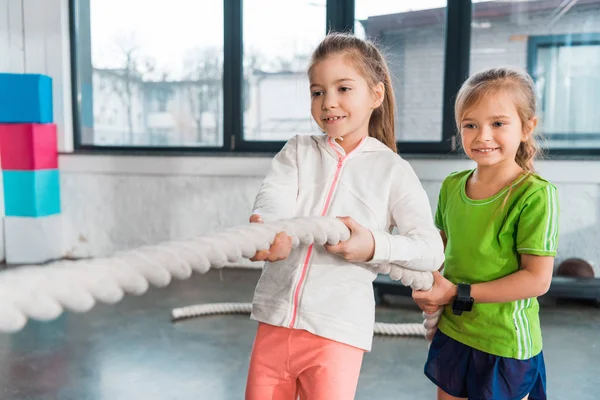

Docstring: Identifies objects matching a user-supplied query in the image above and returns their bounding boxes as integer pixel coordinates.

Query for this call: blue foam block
[3,170,61,217]
[0,73,53,123]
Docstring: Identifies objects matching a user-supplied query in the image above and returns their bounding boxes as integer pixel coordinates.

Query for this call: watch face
[452,297,473,314]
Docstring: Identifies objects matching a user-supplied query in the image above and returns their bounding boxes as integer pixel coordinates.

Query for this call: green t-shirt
[435,169,559,360]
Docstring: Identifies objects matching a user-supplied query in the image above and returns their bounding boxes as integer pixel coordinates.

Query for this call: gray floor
[0,268,597,400]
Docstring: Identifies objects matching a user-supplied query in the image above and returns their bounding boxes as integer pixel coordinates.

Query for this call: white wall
[0,0,73,150]
[58,156,600,275]
[0,0,72,262]
[2,0,600,276]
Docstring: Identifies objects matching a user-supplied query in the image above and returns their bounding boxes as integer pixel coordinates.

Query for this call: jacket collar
[313,134,393,159]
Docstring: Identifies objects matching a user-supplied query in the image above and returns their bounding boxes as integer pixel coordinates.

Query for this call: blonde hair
[455,66,542,172]
[308,32,397,152]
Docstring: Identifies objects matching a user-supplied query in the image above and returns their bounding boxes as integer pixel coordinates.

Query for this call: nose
[475,125,493,142]
[321,92,338,111]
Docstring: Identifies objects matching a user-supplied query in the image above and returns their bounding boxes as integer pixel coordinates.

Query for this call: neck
[334,136,360,153]
[333,129,368,154]
[474,161,524,186]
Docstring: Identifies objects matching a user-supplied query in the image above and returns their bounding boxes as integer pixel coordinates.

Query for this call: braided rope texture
[172,302,427,337]
[0,216,433,334]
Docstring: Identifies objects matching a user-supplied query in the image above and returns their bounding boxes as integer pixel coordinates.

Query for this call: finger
[416,303,432,314]
[424,307,439,315]
[324,242,346,255]
[274,231,289,243]
[266,253,280,262]
[265,247,281,262]
[279,237,294,260]
[250,250,269,262]
[412,291,425,300]
[341,252,354,261]
[251,253,268,262]
[270,233,289,253]
[423,308,443,319]
[415,299,436,310]
[267,246,290,262]
[249,214,263,224]
[266,234,292,261]
[432,271,443,282]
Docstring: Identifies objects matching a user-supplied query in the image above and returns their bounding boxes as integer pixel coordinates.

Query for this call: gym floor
[0,268,597,400]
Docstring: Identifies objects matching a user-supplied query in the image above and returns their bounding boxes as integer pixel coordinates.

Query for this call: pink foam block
[0,123,58,170]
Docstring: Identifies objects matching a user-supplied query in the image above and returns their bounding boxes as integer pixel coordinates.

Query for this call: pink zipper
[288,137,364,328]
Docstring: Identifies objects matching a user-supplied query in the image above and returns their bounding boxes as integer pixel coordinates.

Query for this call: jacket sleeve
[251,135,299,222]
[368,162,445,272]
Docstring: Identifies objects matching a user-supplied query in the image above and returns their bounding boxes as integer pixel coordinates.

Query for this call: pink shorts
[245,322,365,400]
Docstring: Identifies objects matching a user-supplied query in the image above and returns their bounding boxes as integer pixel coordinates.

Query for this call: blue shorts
[424,330,546,400]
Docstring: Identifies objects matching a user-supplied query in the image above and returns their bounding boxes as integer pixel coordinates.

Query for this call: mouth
[472,147,500,154]
[322,116,346,124]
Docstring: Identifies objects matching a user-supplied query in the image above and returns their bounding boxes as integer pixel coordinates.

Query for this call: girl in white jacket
[245,32,445,400]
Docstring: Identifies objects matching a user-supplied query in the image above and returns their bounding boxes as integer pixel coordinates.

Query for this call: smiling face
[460,89,534,170]
[308,53,384,144]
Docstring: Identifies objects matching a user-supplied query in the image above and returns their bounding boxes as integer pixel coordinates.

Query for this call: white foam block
[0,218,4,264]
[4,215,64,265]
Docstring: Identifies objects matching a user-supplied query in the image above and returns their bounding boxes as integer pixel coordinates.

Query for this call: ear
[372,82,385,109]
[522,117,538,141]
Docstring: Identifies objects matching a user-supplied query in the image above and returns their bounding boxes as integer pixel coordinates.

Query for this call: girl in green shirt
[413,67,559,400]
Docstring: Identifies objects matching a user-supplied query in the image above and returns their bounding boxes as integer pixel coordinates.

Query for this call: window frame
[67,0,470,155]
[527,33,600,157]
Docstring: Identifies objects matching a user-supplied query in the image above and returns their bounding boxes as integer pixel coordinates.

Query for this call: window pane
[356,1,448,142]
[538,45,600,146]
[471,0,600,149]
[80,0,224,147]
[242,0,326,142]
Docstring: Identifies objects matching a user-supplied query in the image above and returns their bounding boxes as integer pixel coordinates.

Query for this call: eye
[462,123,476,129]
[492,121,505,128]
[339,86,351,92]
[311,90,323,97]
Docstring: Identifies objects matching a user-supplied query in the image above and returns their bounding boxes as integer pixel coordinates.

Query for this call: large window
[74,0,224,147]
[530,35,600,149]
[470,0,600,152]
[71,0,600,155]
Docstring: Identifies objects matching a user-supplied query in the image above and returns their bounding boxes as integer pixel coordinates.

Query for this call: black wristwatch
[452,283,474,316]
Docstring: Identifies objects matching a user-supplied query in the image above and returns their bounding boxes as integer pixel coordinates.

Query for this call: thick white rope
[171,302,427,336]
[0,216,435,334]
[423,308,443,341]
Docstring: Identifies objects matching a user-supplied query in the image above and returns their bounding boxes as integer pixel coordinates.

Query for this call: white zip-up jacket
[250,134,444,351]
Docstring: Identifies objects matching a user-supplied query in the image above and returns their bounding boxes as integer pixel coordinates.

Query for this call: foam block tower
[0,73,63,264]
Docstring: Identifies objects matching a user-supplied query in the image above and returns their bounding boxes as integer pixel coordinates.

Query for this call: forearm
[252,192,296,222]
[252,136,298,222]
[449,269,551,304]
[252,171,299,222]
[369,230,445,272]
[376,177,446,272]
